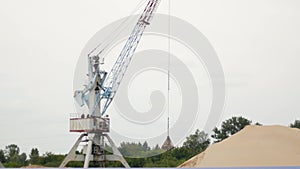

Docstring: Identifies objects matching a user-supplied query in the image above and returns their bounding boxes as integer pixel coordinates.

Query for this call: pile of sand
[21,165,46,168]
[179,125,300,167]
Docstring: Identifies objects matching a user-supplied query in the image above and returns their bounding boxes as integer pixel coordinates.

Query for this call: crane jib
[99,0,161,115]
[73,0,161,116]
[105,0,160,90]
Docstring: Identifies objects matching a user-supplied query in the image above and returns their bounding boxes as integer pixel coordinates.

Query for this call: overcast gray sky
[0,0,300,155]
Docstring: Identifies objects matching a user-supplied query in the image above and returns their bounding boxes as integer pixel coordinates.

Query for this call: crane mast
[61,1,161,168]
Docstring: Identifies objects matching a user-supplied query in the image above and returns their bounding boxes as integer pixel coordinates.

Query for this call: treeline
[0,117,299,167]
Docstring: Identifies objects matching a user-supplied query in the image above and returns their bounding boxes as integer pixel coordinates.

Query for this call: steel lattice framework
[74,0,161,116]
[61,1,161,168]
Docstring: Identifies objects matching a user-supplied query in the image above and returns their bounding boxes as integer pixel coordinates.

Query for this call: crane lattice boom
[74,0,161,116]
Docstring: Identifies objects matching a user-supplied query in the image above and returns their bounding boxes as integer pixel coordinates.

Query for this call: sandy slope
[179,125,300,167]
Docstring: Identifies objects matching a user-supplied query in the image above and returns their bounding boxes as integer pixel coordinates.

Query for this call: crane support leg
[59,133,86,168]
[0,162,4,168]
[104,134,130,168]
[84,138,93,168]
[59,132,129,168]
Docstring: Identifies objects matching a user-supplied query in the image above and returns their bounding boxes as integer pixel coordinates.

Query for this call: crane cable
[88,0,148,58]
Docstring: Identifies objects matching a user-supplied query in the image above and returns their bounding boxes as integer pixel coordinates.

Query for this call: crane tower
[60,0,161,168]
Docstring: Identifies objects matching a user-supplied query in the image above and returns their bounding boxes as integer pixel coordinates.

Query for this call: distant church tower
[162,8,174,151]
[162,135,174,150]
[161,117,174,150]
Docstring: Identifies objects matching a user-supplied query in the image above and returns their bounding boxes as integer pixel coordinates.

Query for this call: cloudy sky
[0,0,300,155]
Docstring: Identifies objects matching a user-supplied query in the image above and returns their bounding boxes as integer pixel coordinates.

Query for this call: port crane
[60,0,161,168]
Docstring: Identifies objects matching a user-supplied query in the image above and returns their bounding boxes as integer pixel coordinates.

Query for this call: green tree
[3,144,28,167]
[183,129,210,151]
[170,147,190,160]
[153,144,160,150]
[254,122,263,126]
[5,144,20,162]
[182,129,210,158]
[29,148,40,164]
[212,116,252,143]
[119,142,146,157]
[290,120,300,129]
[0,149,6,163]
[39,152,64,167]
[142,141,150,151]
[18,153,27,166]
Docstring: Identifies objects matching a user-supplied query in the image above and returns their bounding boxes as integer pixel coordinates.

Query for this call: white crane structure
[60,0,161,168]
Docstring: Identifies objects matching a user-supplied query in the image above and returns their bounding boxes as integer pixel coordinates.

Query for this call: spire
[162,136,174,150]
[162,0,174,151]
[161,116,174,150]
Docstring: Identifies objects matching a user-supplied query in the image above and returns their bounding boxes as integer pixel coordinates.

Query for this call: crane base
[0,162,4,168]
[59,133,129,168]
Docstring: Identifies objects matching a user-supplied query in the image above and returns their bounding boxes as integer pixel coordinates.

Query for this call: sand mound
[21,165,46,168]
[179,125,300,167]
